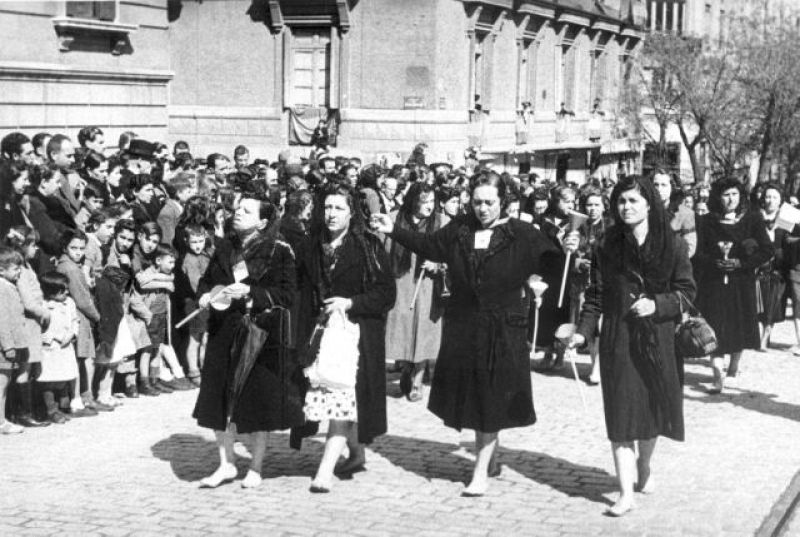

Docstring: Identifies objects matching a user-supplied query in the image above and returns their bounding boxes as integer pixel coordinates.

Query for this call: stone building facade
[1,0,646,183]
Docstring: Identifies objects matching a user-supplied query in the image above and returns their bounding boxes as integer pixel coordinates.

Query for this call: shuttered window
[66,1,116,22]
[290,29,331,108]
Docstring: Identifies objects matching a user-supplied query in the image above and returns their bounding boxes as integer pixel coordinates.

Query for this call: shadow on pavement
[684,371,800,423]
[370,435,615,505]
[151,432,323,482]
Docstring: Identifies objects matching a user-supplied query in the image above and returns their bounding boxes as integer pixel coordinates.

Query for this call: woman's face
[442,196,460,218]
[616,187,650,227]
[584,195,604,221]
[505,200,520,220]
[763,188,782,213]
[107,166,121,188]
[91,160,109,182]
[324,194,352,234]
[557,191,576,214]
[65,238,86,264]
[24,241,37,261]
[138,232,160,255]
[721,187,740,213]
[682,195,695,210]
[12,170,30,196]
[652,173,672,205]
[471,185,502,227]
[233,198,265,234]
[414,192,436,219]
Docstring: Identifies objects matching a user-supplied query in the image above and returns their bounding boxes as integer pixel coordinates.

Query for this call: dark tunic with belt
[577,228,695,442]
[694,212,774,354]
[391,214,559,433]
[192,231,305,434]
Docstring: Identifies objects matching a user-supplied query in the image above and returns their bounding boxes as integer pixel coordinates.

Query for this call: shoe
[137,380,160,397]
[188,375,201,388]
[604,500,635,517]
[334,461,366,477]
[399,366,412,396]
[172,377,195,391]
[0,421,24,434]
[199,464,237,488]
[82,398,97,410]
[47,411,68,424]
[92,400,115,412]
[153,380,174,394]
[68,407,98,418]
[16,414,51,428]
[586,374,600,386]
[124,385,139,399]
[407,387,423,402]
[537,349,557,371]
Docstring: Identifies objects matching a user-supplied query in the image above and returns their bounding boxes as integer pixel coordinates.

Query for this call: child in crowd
[142,244,193,391]
[84,209,118,287]
[37,272,80,424]
[157,173,196,247]
[177,224,212,386]
[0,247,27,434]
[5,227,51,428]
[56,229,106,414]
[74,185,105,230]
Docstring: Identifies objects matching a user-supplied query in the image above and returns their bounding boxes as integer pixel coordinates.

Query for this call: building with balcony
[1,0,646,183]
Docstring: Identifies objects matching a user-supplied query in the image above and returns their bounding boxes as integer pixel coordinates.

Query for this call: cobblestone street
[3,324,800,537]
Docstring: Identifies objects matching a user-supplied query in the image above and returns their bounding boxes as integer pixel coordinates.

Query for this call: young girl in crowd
[0,247,27,433]
[5,227,50,428]
[177,224,212,386]
[37,272,80,424]
[56,229,107,413]
[84,209,118,287]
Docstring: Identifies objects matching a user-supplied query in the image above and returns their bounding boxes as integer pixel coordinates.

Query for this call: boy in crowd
[0,247,26,433]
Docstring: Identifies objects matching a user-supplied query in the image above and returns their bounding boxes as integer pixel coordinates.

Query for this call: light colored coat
[0,277,27,357]
[56,255,101,359]
[16,264,48,363]
[38,298,80,382]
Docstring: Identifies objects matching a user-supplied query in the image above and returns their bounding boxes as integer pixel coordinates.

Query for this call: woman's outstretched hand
[370,214,393,234]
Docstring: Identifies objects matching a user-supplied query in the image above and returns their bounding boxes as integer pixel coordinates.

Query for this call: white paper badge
[474,229,492,250]
[233,261,249,283]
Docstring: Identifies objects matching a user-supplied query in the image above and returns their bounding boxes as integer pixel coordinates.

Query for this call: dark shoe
[171,378,195,391]
[138,380,160,397]
[537,350,557,371]
[16,415,51,428]
[399,366,412,396]
[68,407,98,418]
[47,411,68,425]
[92,400,115,412]
[188,375,201,388]
[153,380,174,394]
[334,461,366,477]
[124,385,139,399]
[309,483,330,493]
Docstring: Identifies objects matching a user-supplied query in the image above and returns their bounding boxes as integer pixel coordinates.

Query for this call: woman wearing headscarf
[694,178,773,393]
[371,171,559,497]
[193,192,304,490]
[296,183,396,493]
[568,175,696,516]
[384,183,446,402]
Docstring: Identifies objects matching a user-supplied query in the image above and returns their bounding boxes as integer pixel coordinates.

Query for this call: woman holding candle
[694,178,773,393]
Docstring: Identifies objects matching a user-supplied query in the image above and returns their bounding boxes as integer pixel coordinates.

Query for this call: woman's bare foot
[241,469,263,489]
[199,463,237,488]
[605,495,635,516]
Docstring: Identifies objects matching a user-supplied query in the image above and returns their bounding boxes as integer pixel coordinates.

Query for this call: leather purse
[675,292,718,358]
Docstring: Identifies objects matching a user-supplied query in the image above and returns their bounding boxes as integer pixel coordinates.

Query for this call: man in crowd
[46,134,82,218]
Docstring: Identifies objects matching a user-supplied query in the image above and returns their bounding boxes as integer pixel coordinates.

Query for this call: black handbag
[675,292,718,358]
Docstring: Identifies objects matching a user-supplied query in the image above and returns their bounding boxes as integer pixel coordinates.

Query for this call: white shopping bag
[304,310,360,390]
[111,316,137,364]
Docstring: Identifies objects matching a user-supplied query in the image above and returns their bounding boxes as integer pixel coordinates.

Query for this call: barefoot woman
[569,175,695,516]
[372,171,559,496]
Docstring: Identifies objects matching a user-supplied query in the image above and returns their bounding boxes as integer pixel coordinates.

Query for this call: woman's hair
[313,183,381,285]
[82,150,106,172]
[469,170,508,212]
[178,195,215,230]
[40,271,69,299]
[77,126,103,148]
[708,177,748,217]
[399,182,436,218]
[579,186,608,214]
[4,225,38,256]
[137,221,162,240]
[284,189,314,218]
[28,164,59,189]
[86,208,113,233]
[0,161,27,202]
[0,246,23,270]
[758,182,784,209]
[547,184,577,215]
[32,132,51,152]
[608,175,662,227]
[436,185,461,206]
[60,228,88,252]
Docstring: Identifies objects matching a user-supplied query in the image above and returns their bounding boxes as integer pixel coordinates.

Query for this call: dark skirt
[756,270,786,325]
[696,274,760,355]
[192,315,305,434]
[428,310,535,433]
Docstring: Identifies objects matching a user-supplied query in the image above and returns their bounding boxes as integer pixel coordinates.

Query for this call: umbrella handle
[567,348,588,413]
[558,252,571,309]
[530,306,540,360]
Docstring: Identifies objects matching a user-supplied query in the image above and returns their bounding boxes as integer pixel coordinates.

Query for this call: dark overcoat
[192,231,305,434]
[296,231,396,445]
[577,229,696,442]
[391,215,559,433]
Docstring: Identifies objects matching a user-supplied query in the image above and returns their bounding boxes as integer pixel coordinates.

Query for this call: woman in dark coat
[569,175,696,517]
[372,171,559,497]
[694,178,773,393]
[192,193,304,490]
[296,184,396,493]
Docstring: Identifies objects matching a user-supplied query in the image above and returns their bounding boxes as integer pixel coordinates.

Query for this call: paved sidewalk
[2,325,800,536]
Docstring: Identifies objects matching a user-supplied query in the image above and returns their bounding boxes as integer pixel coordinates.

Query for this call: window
[646,1,685,33]
[290,28,331,109]
[559,44,576,111]
[520,40,539,109]
[66,1,116,22]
